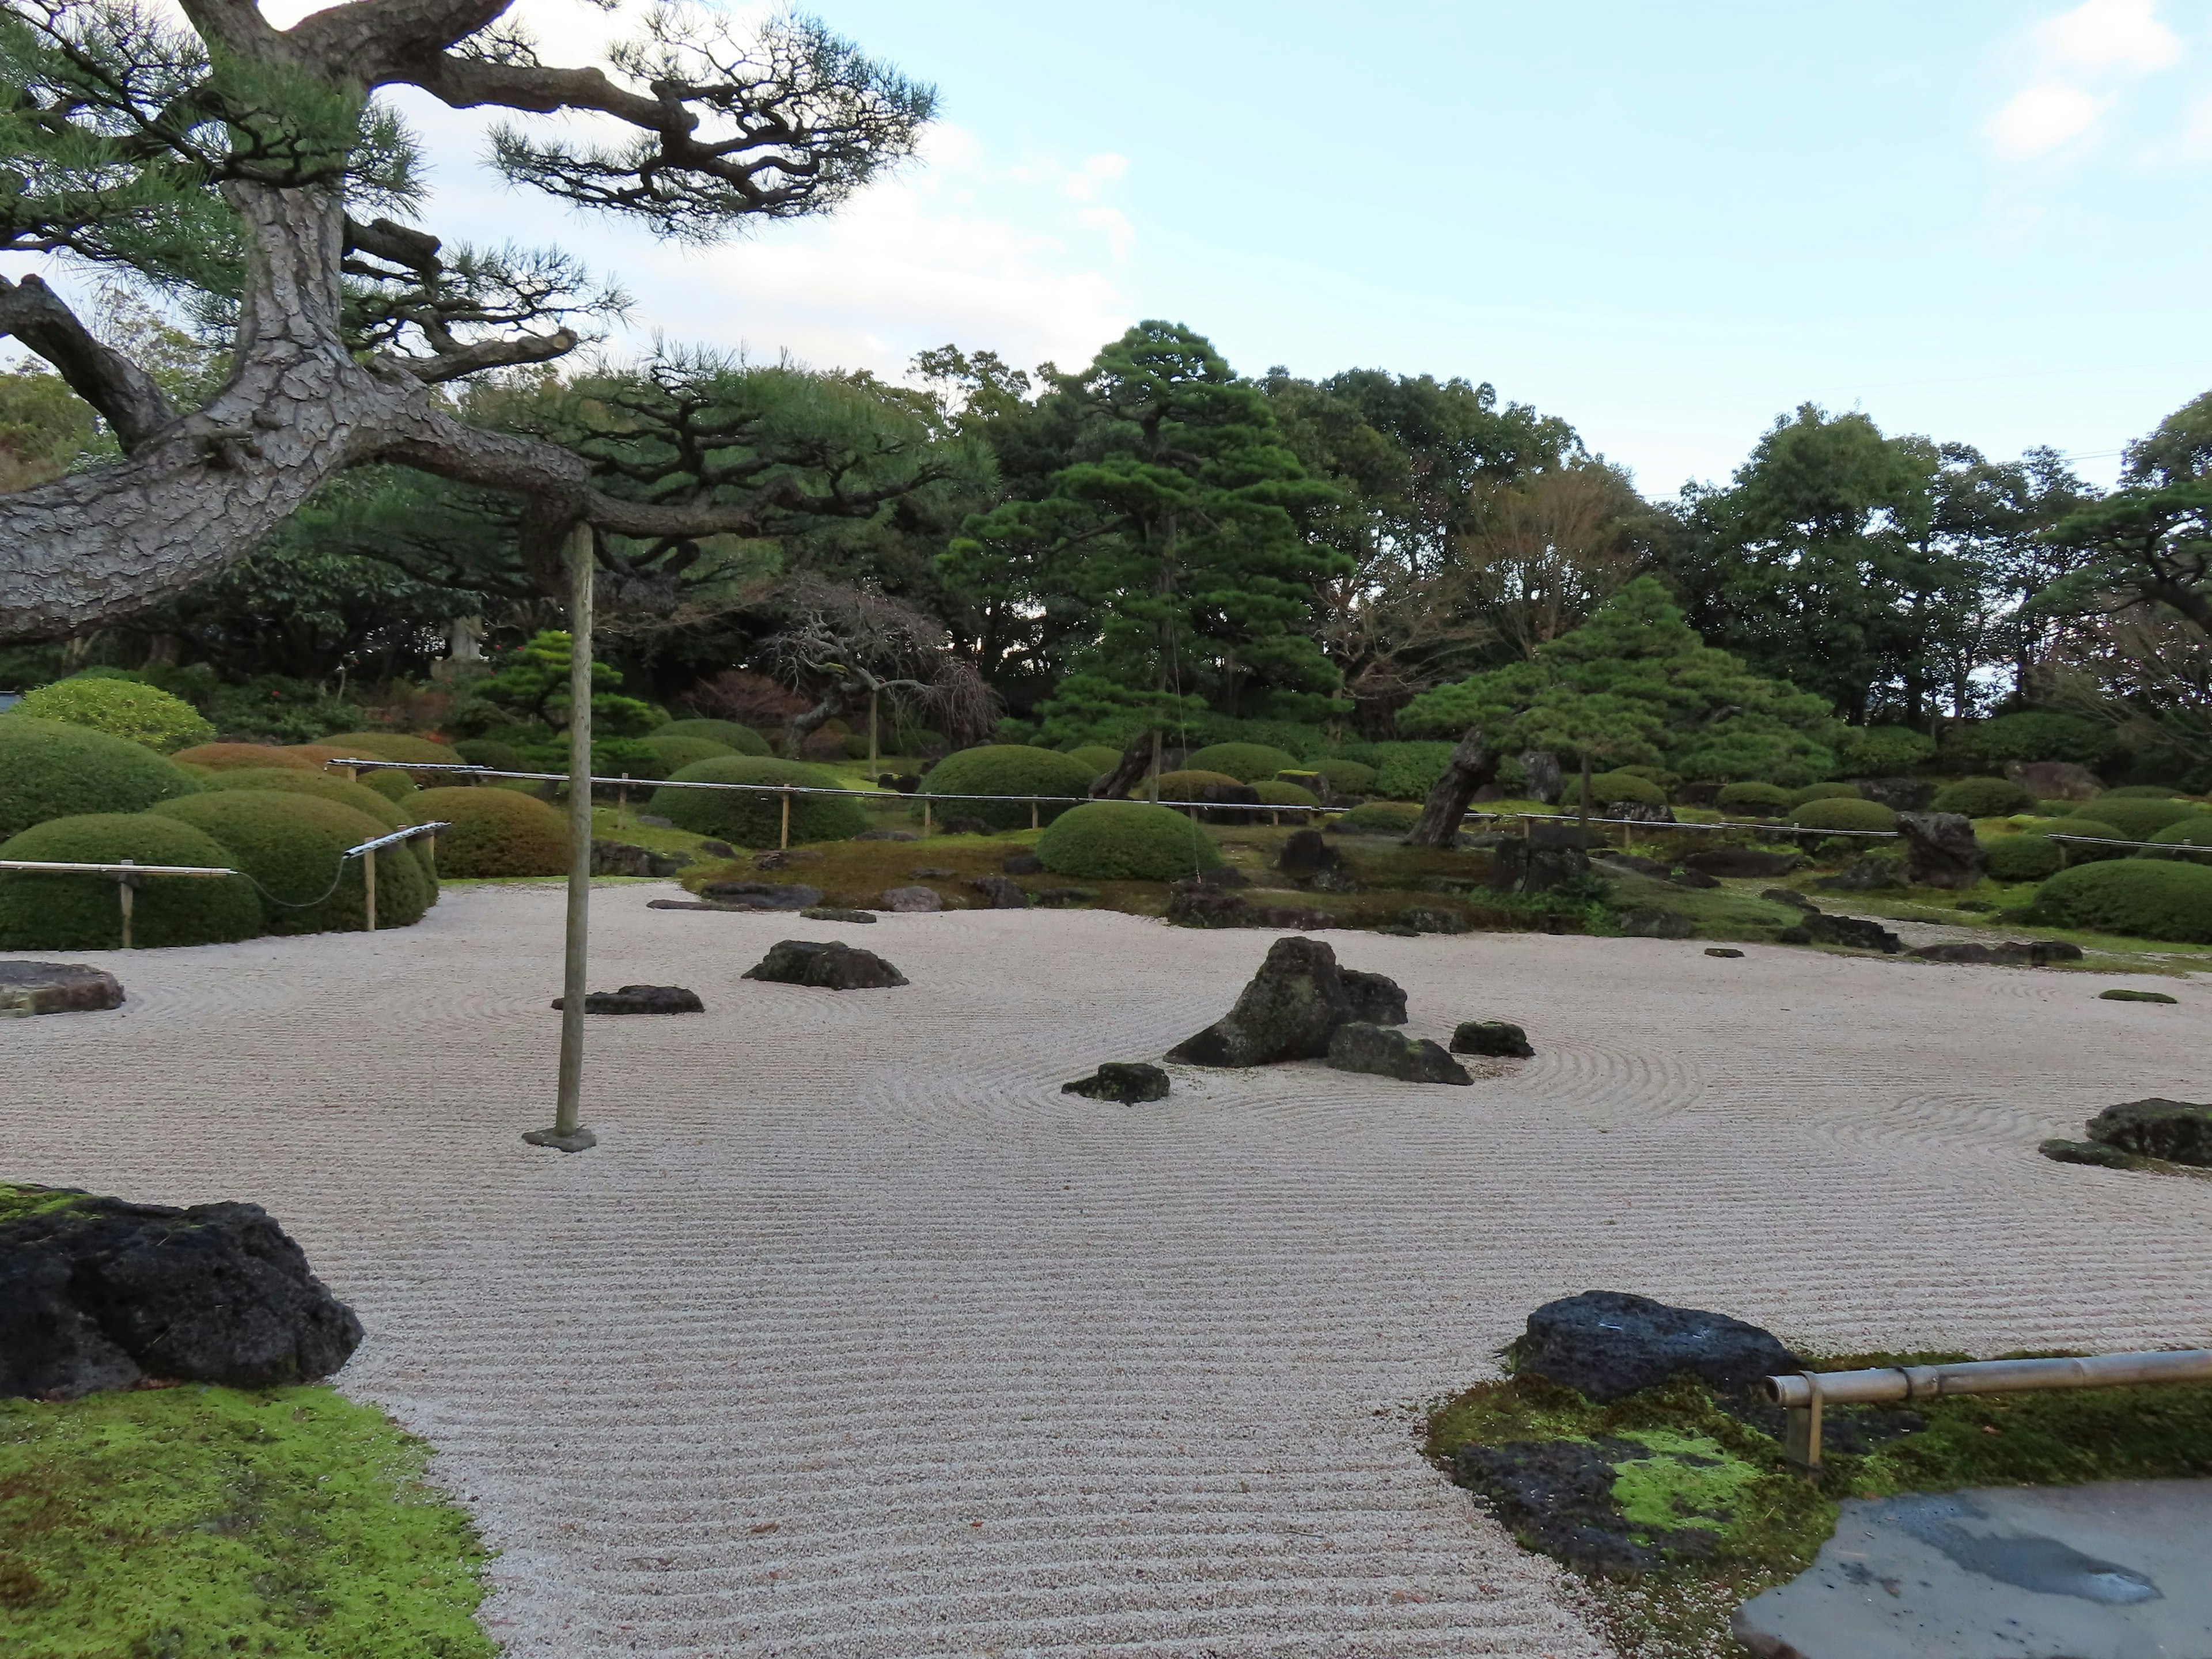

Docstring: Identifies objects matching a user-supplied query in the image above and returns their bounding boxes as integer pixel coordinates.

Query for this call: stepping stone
[1734,1480,2212,1658]
[0,961,123,1017]
[552,985,703,1015]
[1062,1062,1170,1103]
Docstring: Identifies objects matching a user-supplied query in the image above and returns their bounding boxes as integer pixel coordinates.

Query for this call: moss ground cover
[0,1381,492,1658]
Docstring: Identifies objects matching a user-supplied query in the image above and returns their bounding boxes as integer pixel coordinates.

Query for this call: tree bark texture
[1405,725,1498,848]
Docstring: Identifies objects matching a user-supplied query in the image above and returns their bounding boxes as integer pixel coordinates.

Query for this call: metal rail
[1764,1349,2212,1468]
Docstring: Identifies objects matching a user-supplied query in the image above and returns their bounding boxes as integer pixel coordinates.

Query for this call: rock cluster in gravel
[1062,1062,1171,1103]
[1452,1020,1534,1058]
[1514,1290,1800,1403]
[744,940,909,990]
[552,985,704,1015]
[1326,1022,1470,1085]
[1166,937,1407,1067]
[0,961,122,1017]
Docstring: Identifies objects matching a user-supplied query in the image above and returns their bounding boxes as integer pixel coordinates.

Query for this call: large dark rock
[2085,1098,2212,1165]
[0,1190,362,1400]
[1853,777,1937,813]
[1325,1021,1471,1084]
[1487,839,1593,895]
[0,962,123,1017]
[1166,935,1359,1066]
[1895,812,1984,889]
[940,815,994,836]
[879,884,942,913]
[1002,853,1044,875]
[1684,848,1804,880]
[1781,913,1903,953]
[1277,828,1343,879]
[1516,1290,1801,1403]
[2040,1137,2140,1169]
[1062,1062,1171,1103]
[743,940,908,990]
[1519,750,1564,804]
[1341,967,1407,1025]
[1452,1020,1534,1058]
[2006,759,2103,801]
[800,906,877,924]
[1908,939,2084,967]
[1164,885,1332,931]
[1595,852,1673,878]
[966,874,1031,909]
[1761,887,1820,913]
[591,839,691,878]
[700,880,822,910]
[552,984,703,1014]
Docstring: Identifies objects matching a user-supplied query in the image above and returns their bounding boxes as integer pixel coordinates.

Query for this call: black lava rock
[1684,849,1804,879]
[1451,1020,1534,1058]
[0,961,122,1017]
[2085,1098,2212,1165]
[1793,913,1903,953]
[1515,1290,1800,1403]
[1166,936,1358,1066]
[1324,1022,1471,1085]
[1062,1062,1171,1103]
[940,815,994,836]
[0,1191,363,1400]
[552,984,703,1014]
[743,940,908,990]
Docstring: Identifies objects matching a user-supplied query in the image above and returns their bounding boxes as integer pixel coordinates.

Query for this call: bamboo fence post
[363,846,378,931]
[781,787,791,850]
[117,859,134,949]
[527,523,598,1153]
[1031,798,1040,831]
[923,797,932,836]
[618,774,629,827]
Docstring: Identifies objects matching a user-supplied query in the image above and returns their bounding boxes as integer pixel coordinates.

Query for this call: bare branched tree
[760,577,999,757]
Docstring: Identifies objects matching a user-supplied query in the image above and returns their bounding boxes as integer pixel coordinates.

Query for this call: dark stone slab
[1166,936,1358,1066]
[1062,1062,1171,1103]
[743,940,908,990]
[1596,852,1673,878]
[857,827,919,840]
[1911,940,2087,967]
[879,885,942,913]
[1763,887,1820,912]
[2085,1098,2212,1165]
[2101,987,2177,1003]
[1452,1020,1534,1058]
[1032,887,1099,906]
[591,839,691,878]
[1787,914,1903,953]
[1515,1290,1800,1403]
[2040,1138,2141,1169]
[0,961,123,1017]
[1341,967,1407,1026]
[1324,1021,1472,1084]
[700,881,822,910]
[1002,853,1043,875]
[1706,947,1745,958]
[1489,839,1593,894]
[1896,812,1986,889]
[966,874,1031,909]
[1277,828,1343,878]
[940,815,993,836]
[1669,869,1722,889]
[800,906,877,923]
[552,984,703,1014]
[1454,1437,1707,1577]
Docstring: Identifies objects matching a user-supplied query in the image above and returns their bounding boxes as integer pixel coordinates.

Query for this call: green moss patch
[0,1382,491,1658]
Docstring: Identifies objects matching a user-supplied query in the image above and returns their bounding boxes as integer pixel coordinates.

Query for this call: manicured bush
[1035,801,1222,881]
[1153,768,1246,801]
[650,756,867,847]
[10,676,213,752]
[1982,833,2064,884]
[1789,782,1861,806]
[0,717,202,841]
[1253,779,1322,808]
[2038,816,2129,861]
[653,718,771,755]
[171,742,315,774]
[2031,859,2212,942]
[2140,817,2212,859]
[1931,776,2034,817]
[1310,757,1379,797]
[2105,785,2191,800]
[2075,796,2203,840]
[153,791,429,934]
[1837,725,1937,774]
[916,744,1099,831]
[1957,709,2119,770]
[641,734,736,775]
[288,744,421,802]
[196,768,433,885]
[1790,797,1898,832]
[0,814,262,949]
[1335,801,1424,834]
[315,732,461,766]
[452,738,533,774]
[1062,744,1123,777]
[406,786,567,877]
[1185,741,1302,783]
[1717,782,1793,816]
[1562,770,1667,810]
[1372,741,1457,801]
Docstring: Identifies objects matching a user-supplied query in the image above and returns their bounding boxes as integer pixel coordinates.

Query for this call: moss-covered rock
[0,815,262,949]
[153,791,429,934]
[1790,797,1897,832]
[1035,801,1223,881]
[171,743,316,774]
[651,756,867,847]
[2031,858,2212,941]
[406,786,567,877]
[1717,782,1792,815]
[917,744,1099,831]
[1931,776,2034,817]
[9,676,213,752]
[653,718,770,755]
[0,718,202,841]
[1185,741,1302,783]
[2086,1097,2212,1165]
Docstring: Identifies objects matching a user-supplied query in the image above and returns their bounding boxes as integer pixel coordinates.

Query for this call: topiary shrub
[2073,796,2203,841]
[1982,833,2064,884]
[1064,744,1123,776]
[2030,859,2212,942]
[1310,757,1378,797]
[1790,797,1898,832]
[1561,770,1667,810]
[1335,801,1424,835]
[651,756,867,846]
[916,745,1099,831]
[1717,781,1792,816]
[648,718,771,755]
[0,814,262,949]
[1838,725,1936,774]
[641,734,736,775]
[1253,779,1321,808]
[10,676,213,752]
[171,742,315,774]
[195,768,433,886]
[152,791,429,934]
[2039,816,2129,861]
[1153,768,1246,801]
[1954,709,2120,771]
[1372,741,1457,801]
[452,738,533,774]
[1788,782,1861,806]
[1035,801,1222,881]
[0,717,202,841]
[406,786,567,877]
[287,744,422,803]
[1185,741,1302,783]
[2139,817,2212,860]
[314,732,461,766]
[2104,785,2191,800]
[1931,776,2034,817]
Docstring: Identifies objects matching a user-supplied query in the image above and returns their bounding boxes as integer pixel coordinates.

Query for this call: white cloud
[2179,90,2212,158]
[2030,0,2182,76]
[1986,0,2187,160]
[1986,82,2113,158]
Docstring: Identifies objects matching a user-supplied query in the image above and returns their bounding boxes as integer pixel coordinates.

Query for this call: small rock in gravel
[552,984,704,1014]
[0,961,123,1017]
[1062,1062,1171,1103]
[2040,1137,2141,1169]
[2085,1097,2212,1165]
[800,906,877,923]
[2101,987,2177,1003]
[1705,947,1744,959]
[1451,1020,1534,1058]
[1325,1022,1471,1085]
[702,881,821,910]
[743,940,908,990]
[1515,1290,1799,1403]
[966,874,1031,909]
[879,885,942,912]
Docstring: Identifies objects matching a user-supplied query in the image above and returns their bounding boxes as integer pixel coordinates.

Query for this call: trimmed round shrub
[1154,768,1247,801]
[152,791,429,934]
[2105,785,2191,800]
[656,718,770,755]
[1064,744,1123,775]
[1253,779,1321,808]
[1718,781,1792,816]
[0,813,262,949]
[316,732,460,766]
[2074,796,2202,841]
[2031,859,2212,942]
[1959,709,2119,770]
[453,738,533,774]
[1789,782,1861,806]
[10,676,213,752]
[1372,741,1457,801]
[916,745,1099,831]
[1310,757,1378,797]
[1562,770,1667,810]
[172,742,315,774]
[651,756,866,847]
[195,767,433,887]
[1185,742,1301,783]
[1335,801,1424,834]
[1790,797,1898,832]
[1931,776,2034,818]
[2039,816,2130,861]
[0,717,202,841]
[641,734,737,775]
[287,744,422,803]
[406,786,567,877]
[2140,817,2212,860]
[1982,833,2064,884]
[1838,725,1937,774]
[1035,801,1222,881]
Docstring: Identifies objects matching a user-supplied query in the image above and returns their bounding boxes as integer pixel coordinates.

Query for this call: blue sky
[132,2,2212,493]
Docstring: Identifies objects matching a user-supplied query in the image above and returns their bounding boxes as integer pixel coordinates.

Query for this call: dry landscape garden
[2,1,2211,1656]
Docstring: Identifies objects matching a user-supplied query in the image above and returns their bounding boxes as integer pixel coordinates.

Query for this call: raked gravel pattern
[5,884,2212,1657]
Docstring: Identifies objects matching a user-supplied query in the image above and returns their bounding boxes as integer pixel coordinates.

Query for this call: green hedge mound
[1063,744,1123,775]
[1185,742,1301,783]
[452,738,533,774]
[2032,859,2212,942]
[10,676,213,752]
[1253,779,1321,808]
[1837,725,1936,774]
[1154,768,1246,801]
[1931,776,2034,817]
[654,718,770,755]
[1336,801,1424,834]
[0,718,202,841]
[639,733,736,776]
[2040,816,2129,860]
[1717,781,1792,816]
[288,743,423,802]
[1562,770,1667,810]
[2141,817,2212,859]
[154,791,429,934]
[172,743,315,774]
[651,757,866,847]
[0,815,262,949]
[1790,797,1897,832]
[1035,801,1223,881]
[1310,757,1378,797]
[916,745,1099,830]
[2079,796,2203,840]
[2105,785,2191,800]
[1789,782,1861,806]
[1982,833,2064,884]
[407,787,567,877]
[1373,741,1457,801]
[197,769,434,887]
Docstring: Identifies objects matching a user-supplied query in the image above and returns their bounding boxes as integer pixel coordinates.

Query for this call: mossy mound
[314,732,460,766]
[1063,744,1123,775]
[1336,800,1424,834]
[1563,770,1667,810]
[2086,796,2208,840]
[916,745,1100,830]
[0,814,262,949]
[172,743,316,774]
[1931,775,2034,817]
[1153,768,1247,801]
[2141,817,2212,859]
[451,738,533,774]
[9,676,213,752]
[1253,779,1321,808]
[406,787,567,878]
[1373,741,1458,800]
[654,718,770,755]
[287,744,421,803]
[1981,832,2064,884]
[2031,858,2212,942]
[1790,797,1897,832]
[1185,741,1301,783]
[1717,781,1791,815]
[1787,781,1860,806]
[651,756,867,847]
[0,717,202,841]
[153,791,429,934]
[1035,801,1224,881]
[640,733,737,775]
[1310,757,1378,796]
[197,769,433,887]
[2039,815,2129,860]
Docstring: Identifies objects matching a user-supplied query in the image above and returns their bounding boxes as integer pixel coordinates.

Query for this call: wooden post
[117,859,134,950]
[527,522,598,1153]
[1031,799,1040,831]
[780,787,791,850]
[363,846,378,932]
[868,689,879,774]
[1147,728,1162,804]
[922,798,932,836]
[618,773,629,828]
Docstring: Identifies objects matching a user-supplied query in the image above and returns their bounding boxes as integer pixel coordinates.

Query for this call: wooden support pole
[117,859,134,950]
[363,847,378,932]
[527,523,598,1153]
[618,773,629,828]
[781,788,791,850]
[922,798,932,836]
[1031,799,1040,831]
